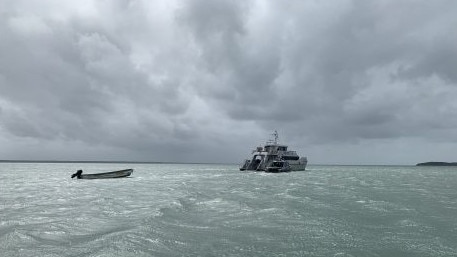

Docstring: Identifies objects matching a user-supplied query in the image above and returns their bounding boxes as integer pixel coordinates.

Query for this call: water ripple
[1,163,457,256]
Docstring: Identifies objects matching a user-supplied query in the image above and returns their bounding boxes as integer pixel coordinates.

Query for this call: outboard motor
[71,170,83,179]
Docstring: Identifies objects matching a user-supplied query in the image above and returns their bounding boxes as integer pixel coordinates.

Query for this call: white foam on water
[1,163,457,256]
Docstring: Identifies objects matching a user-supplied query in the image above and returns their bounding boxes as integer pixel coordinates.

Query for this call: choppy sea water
[1,163,456,257]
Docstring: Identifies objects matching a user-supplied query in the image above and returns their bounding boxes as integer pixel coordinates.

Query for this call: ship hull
[289,163,307,171]
[241,160,307,172]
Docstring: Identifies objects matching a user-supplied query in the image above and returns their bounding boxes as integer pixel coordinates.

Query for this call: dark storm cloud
[1,0,457,164]
[179,0,457,143]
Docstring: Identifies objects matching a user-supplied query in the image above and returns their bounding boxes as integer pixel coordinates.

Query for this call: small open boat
[71,169,133,179]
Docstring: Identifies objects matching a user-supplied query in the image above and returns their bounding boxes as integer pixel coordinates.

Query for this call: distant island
[416,162,457,166]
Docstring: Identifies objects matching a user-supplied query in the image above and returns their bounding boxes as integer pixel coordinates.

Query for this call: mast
[273,130,279,145]
[267,130,279,145]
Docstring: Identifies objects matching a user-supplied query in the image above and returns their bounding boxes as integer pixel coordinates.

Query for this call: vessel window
[283,156,299,160]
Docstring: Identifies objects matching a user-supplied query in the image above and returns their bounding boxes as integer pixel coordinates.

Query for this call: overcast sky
[1,0,457,165]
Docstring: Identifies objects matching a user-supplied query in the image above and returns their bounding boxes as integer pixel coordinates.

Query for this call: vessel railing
[281,151,297,155]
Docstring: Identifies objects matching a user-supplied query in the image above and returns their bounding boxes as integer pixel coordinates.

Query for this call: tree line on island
[416,162,457,166]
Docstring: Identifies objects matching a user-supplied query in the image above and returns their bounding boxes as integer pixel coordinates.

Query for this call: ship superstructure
[239,131,307,172]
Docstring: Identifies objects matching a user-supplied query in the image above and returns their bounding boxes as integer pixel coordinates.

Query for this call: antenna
[272,130,279,145]
[266,130,279,145]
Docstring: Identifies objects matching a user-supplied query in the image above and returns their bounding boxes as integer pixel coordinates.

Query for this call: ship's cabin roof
[264,145,288,151]
[265,144,287,147]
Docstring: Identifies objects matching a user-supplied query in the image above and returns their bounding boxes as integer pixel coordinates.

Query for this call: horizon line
[0,159,418,166]
[0,159,236,165]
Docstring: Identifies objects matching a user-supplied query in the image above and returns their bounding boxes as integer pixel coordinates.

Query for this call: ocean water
[1,163,456,257]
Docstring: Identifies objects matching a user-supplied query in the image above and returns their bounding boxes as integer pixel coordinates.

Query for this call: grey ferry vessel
[239,131,307,172]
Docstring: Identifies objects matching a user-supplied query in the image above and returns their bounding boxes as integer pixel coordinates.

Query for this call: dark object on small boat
[71,169,133,179]
[71,169,83,178]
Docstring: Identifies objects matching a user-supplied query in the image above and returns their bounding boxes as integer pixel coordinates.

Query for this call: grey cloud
[178,0,247,39]
[1,0,457,164]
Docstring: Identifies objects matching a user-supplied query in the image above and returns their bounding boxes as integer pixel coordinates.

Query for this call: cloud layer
[1,0,457,164]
